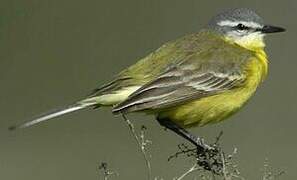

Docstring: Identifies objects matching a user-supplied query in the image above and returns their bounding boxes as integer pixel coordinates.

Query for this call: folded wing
[113,53,248,114]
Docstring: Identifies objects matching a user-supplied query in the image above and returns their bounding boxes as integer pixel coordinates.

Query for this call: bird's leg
[157,118,224,174]
[156,118,214,152]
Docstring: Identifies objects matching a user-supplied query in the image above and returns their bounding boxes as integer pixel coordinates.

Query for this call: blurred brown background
[0,0,296,179]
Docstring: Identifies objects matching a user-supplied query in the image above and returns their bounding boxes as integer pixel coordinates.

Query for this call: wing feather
[112,53,248,114]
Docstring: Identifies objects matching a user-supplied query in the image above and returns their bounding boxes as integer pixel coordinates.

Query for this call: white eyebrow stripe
[218,20,262,29]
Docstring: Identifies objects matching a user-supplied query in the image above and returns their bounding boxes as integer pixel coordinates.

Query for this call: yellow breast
[159,50,268,128]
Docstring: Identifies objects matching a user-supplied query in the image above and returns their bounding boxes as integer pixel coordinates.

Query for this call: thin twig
[220,149,245,180]
[122,114,152,180]
[174,163,201,180]
[221,152,231,180]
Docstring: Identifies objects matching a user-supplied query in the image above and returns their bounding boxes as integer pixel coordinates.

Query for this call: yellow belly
[158,51,268,128]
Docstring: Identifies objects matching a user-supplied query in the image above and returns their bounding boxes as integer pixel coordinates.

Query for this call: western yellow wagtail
[10,8,285,150]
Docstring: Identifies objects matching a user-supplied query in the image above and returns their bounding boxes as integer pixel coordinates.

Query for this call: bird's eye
[236,23,248,31]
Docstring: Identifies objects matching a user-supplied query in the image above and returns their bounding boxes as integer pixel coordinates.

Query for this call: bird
[10,8,285,149]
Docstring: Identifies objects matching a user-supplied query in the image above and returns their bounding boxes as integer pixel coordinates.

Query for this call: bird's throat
[226,33,266,51]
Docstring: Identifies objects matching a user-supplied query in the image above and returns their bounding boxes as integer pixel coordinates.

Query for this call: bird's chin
[227,33,266,50]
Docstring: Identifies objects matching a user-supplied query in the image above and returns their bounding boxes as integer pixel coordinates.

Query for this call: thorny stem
[221,150,245,180]
[122,114,152,180]
[221,152,231,180]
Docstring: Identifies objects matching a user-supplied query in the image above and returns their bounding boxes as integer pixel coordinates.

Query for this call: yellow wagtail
[10,8,285,149]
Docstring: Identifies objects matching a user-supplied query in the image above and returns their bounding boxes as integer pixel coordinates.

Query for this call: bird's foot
[194,137,224,175]
[191,135,216,152]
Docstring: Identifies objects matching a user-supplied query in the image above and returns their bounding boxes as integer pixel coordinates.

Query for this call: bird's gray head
[207,8,285,49]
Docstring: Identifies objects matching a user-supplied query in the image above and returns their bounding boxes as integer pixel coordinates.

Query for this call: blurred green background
[0,0,296,179]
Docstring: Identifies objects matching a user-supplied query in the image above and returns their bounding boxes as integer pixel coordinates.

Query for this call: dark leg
[157,118,213,151]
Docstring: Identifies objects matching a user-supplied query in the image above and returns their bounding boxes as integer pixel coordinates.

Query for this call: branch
[122,114,152,180]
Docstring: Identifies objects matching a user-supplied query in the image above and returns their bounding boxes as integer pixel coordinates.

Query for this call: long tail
[9,100,97,130]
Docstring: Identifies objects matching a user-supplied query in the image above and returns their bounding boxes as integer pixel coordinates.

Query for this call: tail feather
[9,101,97,130]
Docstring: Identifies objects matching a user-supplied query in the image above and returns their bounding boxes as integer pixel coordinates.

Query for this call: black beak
[260,25,286,34]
